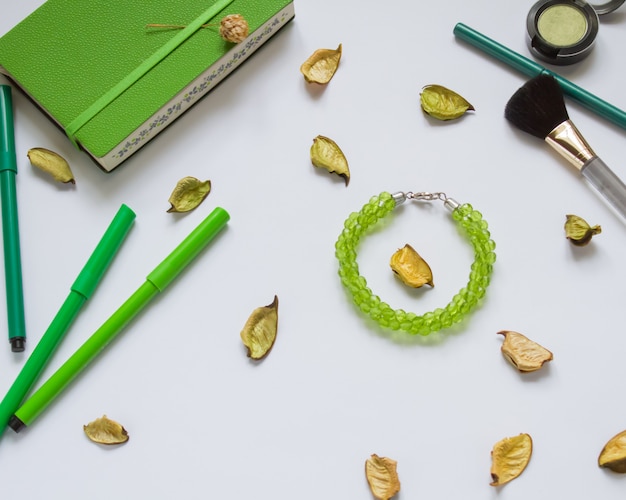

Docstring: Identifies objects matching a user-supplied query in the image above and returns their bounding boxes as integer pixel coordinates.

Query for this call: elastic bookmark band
[64,0,235,148]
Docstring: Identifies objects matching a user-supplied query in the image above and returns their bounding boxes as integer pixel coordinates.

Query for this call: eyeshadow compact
[526,0,625,65]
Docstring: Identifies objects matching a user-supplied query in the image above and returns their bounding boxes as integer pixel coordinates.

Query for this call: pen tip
[10,337,25,353]
[8,415,26,433]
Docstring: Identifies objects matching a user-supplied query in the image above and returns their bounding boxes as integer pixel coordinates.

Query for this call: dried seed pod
[240,295,279,359]
[420,84,475,120]
[167,176,211,213]
[365,454,401,500]
[27,147,75,184]
[310,135,350,185]
[564,214,601,246]
[498,330,553,373]
[300,44,342,84]
[83,415,129,445]
[219,14,249,43]
[490,433,532,486]
[390,244,433,288]
[599,430,626,473]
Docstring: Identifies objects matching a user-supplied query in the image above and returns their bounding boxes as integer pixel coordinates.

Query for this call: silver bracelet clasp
[392,191,460,212]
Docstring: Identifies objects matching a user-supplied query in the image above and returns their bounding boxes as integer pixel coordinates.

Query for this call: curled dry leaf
[240,295,278,359]
[565,214,601,246]
[599,429,626,473]
[490,433,532,486]
[498,330,553,373]
[167,176,211,213]
[219,14,249,43]
[390,244,433,288]
[300,44,342,84]
[365,454,401,500]
[27,147,75,184]
[83,415,129,445]
[420,84,475,120]
[310,135,350,185]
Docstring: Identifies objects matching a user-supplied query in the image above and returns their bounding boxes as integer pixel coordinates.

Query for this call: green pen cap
[72,204,136,299]
[147,206,230,291]
[0,85,17,174]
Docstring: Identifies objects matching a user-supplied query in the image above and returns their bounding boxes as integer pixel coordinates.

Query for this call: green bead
[469,210,482,222]
[400,320,412,330]
[395,309,407,323]
[382,309,395,321]
[440,310,453,327]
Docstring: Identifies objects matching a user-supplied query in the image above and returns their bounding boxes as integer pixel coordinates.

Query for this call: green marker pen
[9,206,229,432]
[0,85,26,352]
[0,204,135,435]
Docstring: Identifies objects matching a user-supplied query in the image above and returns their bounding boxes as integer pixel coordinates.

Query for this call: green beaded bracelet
[335,191,496,336]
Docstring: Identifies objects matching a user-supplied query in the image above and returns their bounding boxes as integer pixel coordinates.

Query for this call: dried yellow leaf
[390,244,433,288]
[365,454,400,500]
[300,44,342,84]
[599,429,626,473]
[420,84,475,120]
[240,295,278,359]
[310,135,350,185]
[564,214,601,246]
[83,415,129,445]
[490,433,532,486]
[167,176,211,213]
[498,330,553,373]
[27,147,75,184]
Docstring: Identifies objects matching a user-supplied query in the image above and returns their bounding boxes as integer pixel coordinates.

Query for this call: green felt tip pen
[0,204,135,436]
[453,23,626,131]
[9,206,229,432]
[0,85,26,352]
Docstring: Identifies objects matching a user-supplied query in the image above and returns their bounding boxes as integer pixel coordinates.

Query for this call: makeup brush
[505,74,626,219]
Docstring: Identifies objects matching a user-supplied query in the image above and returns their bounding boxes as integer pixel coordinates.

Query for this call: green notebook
[0,0,294,171]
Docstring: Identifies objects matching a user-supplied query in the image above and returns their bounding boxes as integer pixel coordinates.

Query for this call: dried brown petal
[498,330,553,373]
[599,430,626,473]
[83,415,129,445]
[365,454,400,500]
[490,433,532,486]
[564,214,601,246]
[420,84,475,121]
[240,295,278,359]
[27,147,75,184]
[300,44,342,84]
[219,14,249,43]
[167,176,211,213]
[390,244,433,288]
[310,135,350,185]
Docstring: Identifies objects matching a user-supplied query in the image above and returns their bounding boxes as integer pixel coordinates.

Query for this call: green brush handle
[453,23,626,131]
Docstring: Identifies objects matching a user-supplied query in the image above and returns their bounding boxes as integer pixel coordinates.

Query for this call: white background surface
[1,0,626,498]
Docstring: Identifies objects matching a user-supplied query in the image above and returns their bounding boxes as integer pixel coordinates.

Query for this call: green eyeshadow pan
[526,0,623,65]
[537,4,588,47]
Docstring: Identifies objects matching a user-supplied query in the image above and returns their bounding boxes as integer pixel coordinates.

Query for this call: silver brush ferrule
[545,120,596,171]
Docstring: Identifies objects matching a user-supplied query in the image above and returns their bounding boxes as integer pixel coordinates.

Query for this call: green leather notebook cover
[0,0,294,171]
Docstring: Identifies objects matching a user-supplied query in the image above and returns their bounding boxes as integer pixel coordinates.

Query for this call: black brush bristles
[504,74,570,139]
